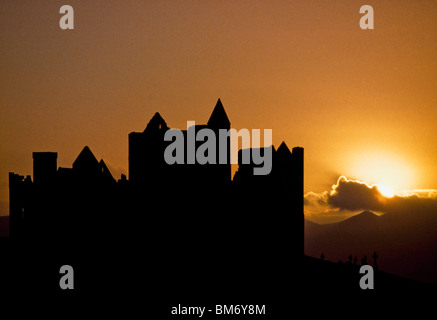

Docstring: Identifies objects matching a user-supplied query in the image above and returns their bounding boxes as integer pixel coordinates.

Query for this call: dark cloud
[327,176,385,211]
[384,194,437,219]
[305,176,437,219]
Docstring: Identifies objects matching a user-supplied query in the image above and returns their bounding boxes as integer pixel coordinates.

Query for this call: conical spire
[98,159,115,182]
[73,146,99,170]
[277,141,292,157]
[207,98,230,129]
[276,141,294,164]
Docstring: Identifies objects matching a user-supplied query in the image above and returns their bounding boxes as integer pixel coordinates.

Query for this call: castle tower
[291,146,304,256]
[207,98,230,129]
[207,98,231,183]
[276,143,304,257]
[129,112,169,184]
[73,147,99,174]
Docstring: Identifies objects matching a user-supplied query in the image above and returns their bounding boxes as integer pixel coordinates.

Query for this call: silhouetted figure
[361,255,368,265]
[353,256,358,265]
[348,254,353,264]
[321,253,325,261]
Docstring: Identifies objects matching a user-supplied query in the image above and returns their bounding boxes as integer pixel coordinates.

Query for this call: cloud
[399,189,437,199]
[304,180,365,224]
[305,176,437,223]
[327,176,386,211]
[304,191,329,207]
[304,176,386,220]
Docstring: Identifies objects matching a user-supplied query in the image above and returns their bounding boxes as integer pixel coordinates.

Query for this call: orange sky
[1,1,437,216]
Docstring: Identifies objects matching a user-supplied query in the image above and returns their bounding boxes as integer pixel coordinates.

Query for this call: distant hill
[305,209,437,284]
[336,210,379,227]
[0,216,8,237]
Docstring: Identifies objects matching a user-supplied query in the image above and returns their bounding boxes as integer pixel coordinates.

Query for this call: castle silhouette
[8,99,304,293]
[6,99,435,313]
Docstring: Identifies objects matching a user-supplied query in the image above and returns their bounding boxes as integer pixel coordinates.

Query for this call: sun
[346,152,415,196]
[377,184,395,198]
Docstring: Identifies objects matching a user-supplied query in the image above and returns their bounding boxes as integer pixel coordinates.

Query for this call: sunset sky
[1,1,437,221]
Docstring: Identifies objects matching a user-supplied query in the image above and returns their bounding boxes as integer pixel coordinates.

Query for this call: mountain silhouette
[306,209,437,284]
[336,210,380,227]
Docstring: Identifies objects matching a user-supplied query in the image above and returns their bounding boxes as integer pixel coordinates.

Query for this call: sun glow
[377,184,395,198]
[347,152,415,195]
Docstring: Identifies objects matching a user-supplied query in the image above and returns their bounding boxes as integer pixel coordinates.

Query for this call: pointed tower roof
[73,146,99,171]
[144,112,168,133]
[277,141,292,155]
[98,159,115,182]
[276,141,293,161]
[207,98,230,129]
